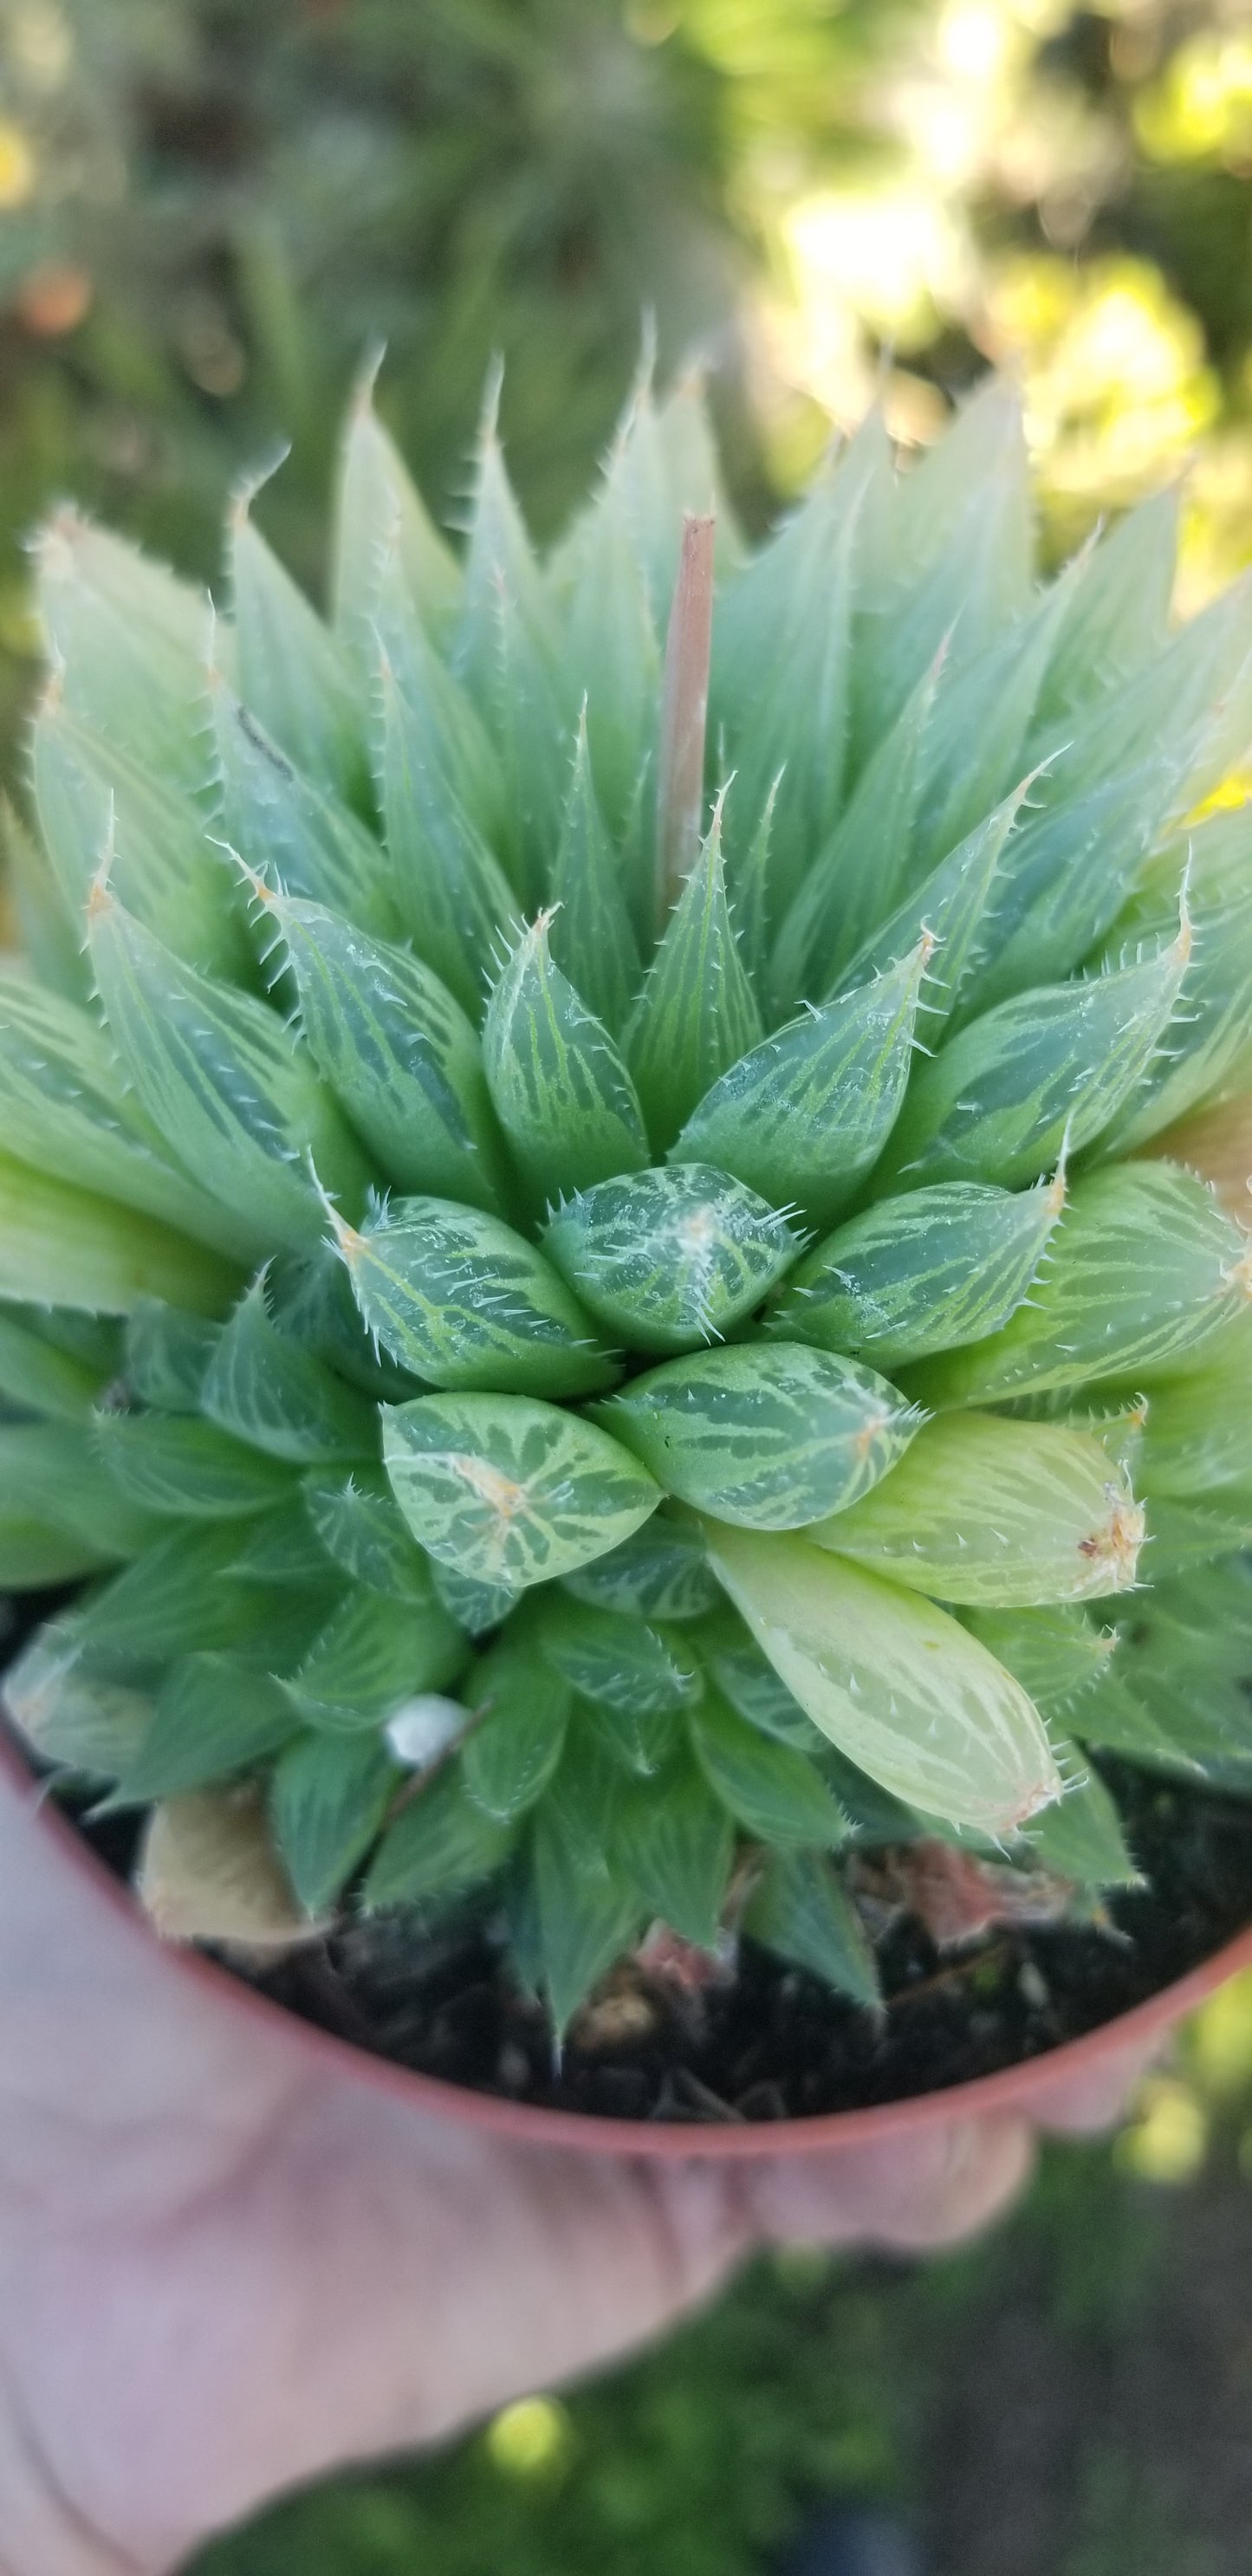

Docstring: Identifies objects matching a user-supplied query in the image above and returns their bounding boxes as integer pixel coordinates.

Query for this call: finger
[735,2113,1035,2252]
[1028,2034,1164,2136]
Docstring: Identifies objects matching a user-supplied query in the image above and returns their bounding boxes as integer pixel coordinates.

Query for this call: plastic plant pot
[6,1729,1250,2162]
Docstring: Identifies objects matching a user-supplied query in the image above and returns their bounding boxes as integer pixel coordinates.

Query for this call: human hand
[0,1759,1140,2576]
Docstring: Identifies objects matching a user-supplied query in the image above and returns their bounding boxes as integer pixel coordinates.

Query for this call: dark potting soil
[238,1761,1252,2125]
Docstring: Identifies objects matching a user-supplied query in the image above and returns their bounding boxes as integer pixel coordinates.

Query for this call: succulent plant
[6,364,1252,2037]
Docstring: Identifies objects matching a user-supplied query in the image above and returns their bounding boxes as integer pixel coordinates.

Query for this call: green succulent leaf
[1035,565,1252,821]
[715,425,882,916]
[94,1411,296,1522]
[202,1276,378,1463]
[0,1152,241,1318]
[0,1306,114,1423]
[267,1243,425,1405]
[31,691,250,981]
[880,929,1190,1193]
[0,976,256,1261]
[1090,1560,1252,1783]
[210,678,397,940]
[561,1516,720,1620]
[302,1463,439,1602]
[536,1726,625,1874]
[613,1762,734,1950]
[549,714,643,1034]
[743,1852,882,2007]
[673,940,927,1230]
[226,1501,337,1591]
[33,510,217,794]
[452,395,564,909]
[2,794,88,1006]
[697,1622,821,1749]
[114,1655,299,1803]
[0,1518,114,1586]
[723,772,780,989]
[543,1163,799,1355]
[364,1768,514,1911]
[536,1596,703,1720]
[770,646,943,1007]
[87,891,369,1259]
[70,1521,327,1668]
[482,916,650,1206]
[123,1302,221,1412]
[704,1523,1062,1833]
[1017,1750,1139,1888]
[531,1802,642,2036]
[271,1729,401,1917]
[369,542,503,848]
[337,1193,614,1398]
[854,386,1033,760]
[827,783,1022,1035]
[454,387,553,691]
[916,1165,1252,1407]
[552,392,661,834]
[375,651,516,1022]
[813,1411,1144,1606]
[625,808,762,1150]
[282,1585,464,1735]
[1097,815,1252,1152]
[382,1392,660,1590]
[230,494,366,808]
[428,1564,520,1634]
[961,1606,1117,1720]
[258,889,507,1210]
[333,370,460,649]
[0,1419,159,1556]
[581,1695,686,1782]
[607,1342,918,1529]
[462,1632,571,1822]
[3,1617,153,1775]
[690,1691,847,1846]
[0,1422,158,1576]
[768,1176,1060,1369]
[910,567,1077,874]
[1136,1362,1252,1499]
[1035,487,1177,732]
[1061,1643,1235,1781]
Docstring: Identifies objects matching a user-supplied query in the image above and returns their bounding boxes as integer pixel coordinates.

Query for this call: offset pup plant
[4,360,1252,2100]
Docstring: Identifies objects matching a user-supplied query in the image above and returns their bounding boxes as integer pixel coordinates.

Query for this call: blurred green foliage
[0,0,926,766]
[2,1,1251,769]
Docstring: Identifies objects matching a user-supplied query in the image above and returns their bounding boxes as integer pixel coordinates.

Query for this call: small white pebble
[1018,1959,1050,2010]
[385,1695,466,1769]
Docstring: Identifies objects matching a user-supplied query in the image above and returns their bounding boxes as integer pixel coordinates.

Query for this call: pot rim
[8,1729,1252,2160]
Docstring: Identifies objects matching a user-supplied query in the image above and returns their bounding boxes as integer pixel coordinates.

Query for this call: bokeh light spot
[485,2395,574,2479]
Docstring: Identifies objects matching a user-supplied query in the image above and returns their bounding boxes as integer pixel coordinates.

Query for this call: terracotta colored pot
[9,1730,1252,2160]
